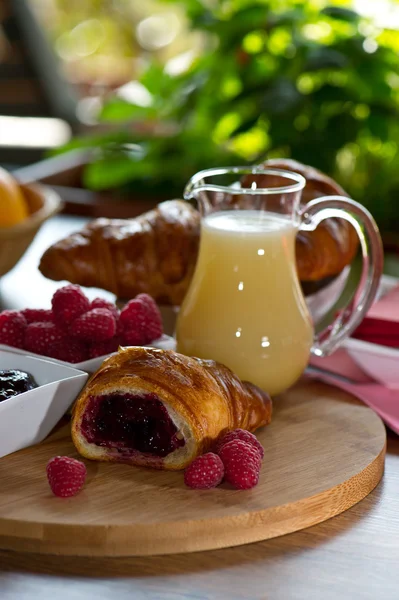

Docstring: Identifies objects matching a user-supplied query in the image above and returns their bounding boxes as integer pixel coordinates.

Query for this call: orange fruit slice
[0,167,29,227]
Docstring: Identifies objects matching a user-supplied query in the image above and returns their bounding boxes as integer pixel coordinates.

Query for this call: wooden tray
[0,380,386,557]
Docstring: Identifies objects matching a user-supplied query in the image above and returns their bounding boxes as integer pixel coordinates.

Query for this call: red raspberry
[122,325,148,346]
[46,456,87,498]
[21,308,53,324]
[225,460,259,490]
[51,338,89,363]
[219,439,262,470]
[91,297,122,335]
[216,429,264,459]
[136,293,161,317]
[0,310,26,348]
[24,322,65,357]
[52,284,90,330]
[219,440,261,490]
[120,295,163,345]
[135,294,163,340]
[70,308,116,342]
[89,336,122,359]
[90,298,118,318]
[184,453,224,489]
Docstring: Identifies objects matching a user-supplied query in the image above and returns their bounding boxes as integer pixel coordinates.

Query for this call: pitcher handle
[299,195,384,357]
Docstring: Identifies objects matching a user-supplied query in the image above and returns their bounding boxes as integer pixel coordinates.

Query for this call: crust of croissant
[71,347,272,471]
[39,200,200,305]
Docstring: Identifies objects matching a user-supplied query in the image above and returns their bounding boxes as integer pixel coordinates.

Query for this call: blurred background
[1,0,399,235]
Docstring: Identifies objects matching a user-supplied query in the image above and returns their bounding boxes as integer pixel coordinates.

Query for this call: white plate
[0,334,176,373]
[0,349,88,458]
[342,275,399,388]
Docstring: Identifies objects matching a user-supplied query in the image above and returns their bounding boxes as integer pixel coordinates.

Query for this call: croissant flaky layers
[71,347,272,470]
[39,199,201,305]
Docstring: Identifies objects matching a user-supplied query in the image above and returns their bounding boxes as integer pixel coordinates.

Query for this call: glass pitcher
[175,166,383,396]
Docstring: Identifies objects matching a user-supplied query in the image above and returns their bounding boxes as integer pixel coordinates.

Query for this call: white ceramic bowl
[0,334,176,373]
[0,349,88,458]
[343,275,399,388]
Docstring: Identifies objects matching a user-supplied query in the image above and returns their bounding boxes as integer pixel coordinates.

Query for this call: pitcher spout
[183,166,306,217]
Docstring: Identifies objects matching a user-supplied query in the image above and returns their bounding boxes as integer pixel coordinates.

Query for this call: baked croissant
[39,160,358,303]
[39,199,200,306]
[71,346,272,471]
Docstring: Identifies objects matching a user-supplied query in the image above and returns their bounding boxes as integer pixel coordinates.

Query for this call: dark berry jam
[0,369,37,402]
[81,393,185,457]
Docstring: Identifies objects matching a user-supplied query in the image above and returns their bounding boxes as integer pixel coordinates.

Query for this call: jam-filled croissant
[71,347,272,470]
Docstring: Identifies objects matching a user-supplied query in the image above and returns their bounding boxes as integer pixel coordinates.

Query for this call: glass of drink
[176,166,383,396]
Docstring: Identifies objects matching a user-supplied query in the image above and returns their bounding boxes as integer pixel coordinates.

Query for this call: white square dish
[0,334,176,373]
[342,275,399,388]
[0,350,88,458]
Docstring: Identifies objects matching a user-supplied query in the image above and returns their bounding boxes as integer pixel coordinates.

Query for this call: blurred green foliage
[62,0,399,231]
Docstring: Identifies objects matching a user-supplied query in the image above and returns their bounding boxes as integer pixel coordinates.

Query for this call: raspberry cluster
[46,429,264,499]
[184,429,264,490]
[0,285,163,363]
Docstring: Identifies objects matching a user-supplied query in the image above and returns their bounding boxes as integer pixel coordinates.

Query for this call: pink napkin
[308,282,399,434]
[308,350,399,433]
[351,284,399,346]
[367,284,399,320]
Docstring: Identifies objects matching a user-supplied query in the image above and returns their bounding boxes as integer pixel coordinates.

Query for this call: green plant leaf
[261,78,302,114]
[230,115,260,135]
[99,98,153,122]
[158,0,206,20]
[304,47,348,71]
[321,6,360,23]
[83,153,145,191]
[50,131,134,155]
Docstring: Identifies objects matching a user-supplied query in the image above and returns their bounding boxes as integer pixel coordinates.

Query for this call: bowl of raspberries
[0,284,175,372]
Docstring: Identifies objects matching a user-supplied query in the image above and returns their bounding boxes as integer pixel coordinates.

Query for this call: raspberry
[24,322,65,357]
[46,456,87,498]
[216,429,264,459]
[135,293,163,340]
[136,293,161,315]
[90,298,119,319]
[70,308,116,342]
[91,298,122,335]
[225,460,259,490]
[219,440,261,490]
[89,336,122,359]
[21,308,53,324]
[0,310,26,348]
[219,439,262,470]
[122,325,148,346]
[52,285,90,330]
[184,453,224,489]
[120,295,163,345]
[51,338,89,363]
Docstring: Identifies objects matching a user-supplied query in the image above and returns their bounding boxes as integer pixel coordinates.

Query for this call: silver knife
[305,364,358,385]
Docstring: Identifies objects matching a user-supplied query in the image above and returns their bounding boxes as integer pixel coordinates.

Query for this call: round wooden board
[0,380,386,557]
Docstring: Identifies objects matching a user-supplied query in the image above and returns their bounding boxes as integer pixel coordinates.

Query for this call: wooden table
[1,216,399,600]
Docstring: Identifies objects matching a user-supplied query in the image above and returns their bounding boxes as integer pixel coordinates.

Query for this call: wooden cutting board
[0,380,386,557]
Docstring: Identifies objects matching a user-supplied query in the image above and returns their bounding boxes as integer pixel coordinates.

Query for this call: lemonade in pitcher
[176,210,314,396]
[176,167,382,396]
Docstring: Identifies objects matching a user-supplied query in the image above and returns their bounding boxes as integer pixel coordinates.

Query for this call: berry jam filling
[0,369,37,402]
[81,393,185,457]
